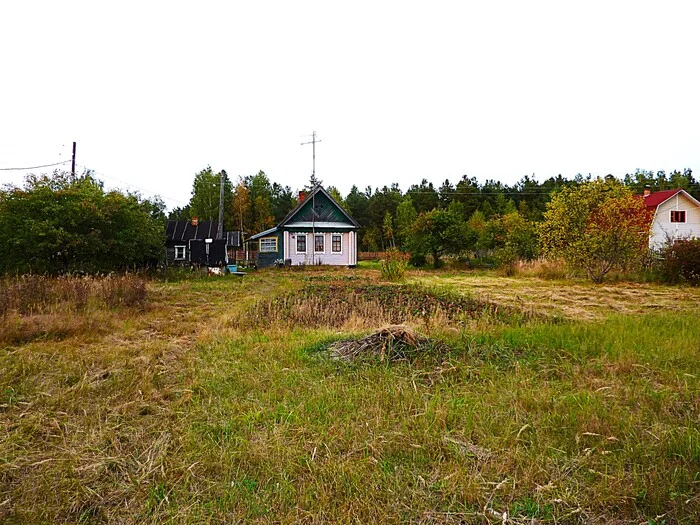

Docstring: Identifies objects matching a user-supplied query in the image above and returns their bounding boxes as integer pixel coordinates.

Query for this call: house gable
[280,186,360,229]
[645,189,700,249]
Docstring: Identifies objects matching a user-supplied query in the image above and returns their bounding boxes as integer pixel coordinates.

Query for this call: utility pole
[301,131,322,264]
[217,169,226,239]
[71,142,76,180]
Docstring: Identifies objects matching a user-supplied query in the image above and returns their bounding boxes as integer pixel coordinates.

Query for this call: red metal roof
[642,189,682,208]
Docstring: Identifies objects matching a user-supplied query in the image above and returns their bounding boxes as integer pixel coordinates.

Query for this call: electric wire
[0,160,70,171]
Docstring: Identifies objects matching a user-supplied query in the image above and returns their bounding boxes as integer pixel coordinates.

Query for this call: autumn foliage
[540,179,653,282]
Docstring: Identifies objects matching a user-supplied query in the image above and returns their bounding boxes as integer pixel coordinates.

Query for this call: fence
[358,251,388,261]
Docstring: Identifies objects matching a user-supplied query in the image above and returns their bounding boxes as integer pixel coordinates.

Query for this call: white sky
[1,1,698,209]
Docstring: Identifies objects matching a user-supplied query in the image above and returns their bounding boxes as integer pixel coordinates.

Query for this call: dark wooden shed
[165,219,242,267]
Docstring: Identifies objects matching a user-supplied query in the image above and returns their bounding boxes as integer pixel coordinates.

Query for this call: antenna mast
[301,131,322,265]
[217,169,226,239]
[71,142,76,180]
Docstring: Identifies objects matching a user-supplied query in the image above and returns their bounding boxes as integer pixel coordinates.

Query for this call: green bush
[0,172,165,274]
[408,252,427,268]
[494,245,519,276]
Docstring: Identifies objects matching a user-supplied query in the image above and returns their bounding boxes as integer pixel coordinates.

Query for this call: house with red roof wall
[642,188,700,249]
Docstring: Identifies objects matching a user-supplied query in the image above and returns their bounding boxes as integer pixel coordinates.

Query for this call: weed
[510,496,553,520]
[380,249,410,281]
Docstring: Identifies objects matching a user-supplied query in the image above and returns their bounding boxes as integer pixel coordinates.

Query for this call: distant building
[246,186,361,268]
[642,188,700,249]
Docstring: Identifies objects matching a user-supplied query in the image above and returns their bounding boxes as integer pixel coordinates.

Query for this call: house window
[259,237,278,252]
[174,246,186,260]
[670,210,686,223]
[332,234,342,253]
[296,234,307,253]
[314,234,325,253]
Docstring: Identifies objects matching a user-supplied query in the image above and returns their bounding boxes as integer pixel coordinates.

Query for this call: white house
[246,186,361,267]
[643,188,700,249]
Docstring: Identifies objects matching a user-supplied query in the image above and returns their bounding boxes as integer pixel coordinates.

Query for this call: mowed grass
[1,269,698,524]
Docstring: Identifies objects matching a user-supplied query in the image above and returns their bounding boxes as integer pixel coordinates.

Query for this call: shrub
[0,172,165,274]
[380,249,410,281]
[494,245,519,276]
[657,239,700,285]
[409,253,427,267]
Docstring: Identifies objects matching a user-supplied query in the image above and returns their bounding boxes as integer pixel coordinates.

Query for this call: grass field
[1,268,699,524]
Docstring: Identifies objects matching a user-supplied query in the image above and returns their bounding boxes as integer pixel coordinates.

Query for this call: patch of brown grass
[417,274,700,320]
[0,274,146,317]
[231,282,536,333]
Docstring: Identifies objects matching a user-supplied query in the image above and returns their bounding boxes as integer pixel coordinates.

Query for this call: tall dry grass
[0,274,147,345]
[0,274,146,317]
[232,282,536,332]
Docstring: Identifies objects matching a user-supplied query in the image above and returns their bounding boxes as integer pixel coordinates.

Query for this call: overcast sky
[2,1,698,209]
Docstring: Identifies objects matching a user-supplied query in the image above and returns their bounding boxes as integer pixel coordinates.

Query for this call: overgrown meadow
[1,267,698,524]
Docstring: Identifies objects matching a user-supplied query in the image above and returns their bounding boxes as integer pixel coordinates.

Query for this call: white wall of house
[649,192,700,249]
[284,231,354,265]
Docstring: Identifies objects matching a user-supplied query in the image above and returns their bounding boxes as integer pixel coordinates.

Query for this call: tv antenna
[301,131,322,264]
[301,131,322,186]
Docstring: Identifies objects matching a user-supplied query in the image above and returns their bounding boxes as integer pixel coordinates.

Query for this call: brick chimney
[298,191,306,203]
[191,217,199,226]
[643,185,651,198]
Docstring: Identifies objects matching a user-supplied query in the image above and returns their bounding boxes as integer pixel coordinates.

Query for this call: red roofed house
[642,188,700,249]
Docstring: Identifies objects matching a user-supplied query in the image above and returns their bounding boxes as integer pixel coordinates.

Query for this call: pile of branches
[328,325,439,362]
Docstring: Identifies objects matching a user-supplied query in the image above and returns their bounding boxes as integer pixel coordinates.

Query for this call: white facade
[282,230,357,266]
[649,191,700,249]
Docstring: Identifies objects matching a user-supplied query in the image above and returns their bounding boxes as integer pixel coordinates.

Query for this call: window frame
[670,210,686,223]
[314,233,325,254]
[331,233,342,254]
[174,245,186,260]
[259,237,278,253]
[296,233,307,254]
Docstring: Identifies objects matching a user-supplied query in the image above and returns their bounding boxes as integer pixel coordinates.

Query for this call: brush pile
[328,325,438,361]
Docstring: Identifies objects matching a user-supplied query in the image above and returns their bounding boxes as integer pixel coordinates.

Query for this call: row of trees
[168,168,297,234]
[167,167,695,281]
[0,165,693,279]
[170,167,697,256]
[343,169,697,253]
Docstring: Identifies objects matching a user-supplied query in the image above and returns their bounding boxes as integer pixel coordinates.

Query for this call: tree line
[170,167,696,265]
[1,166,695,277]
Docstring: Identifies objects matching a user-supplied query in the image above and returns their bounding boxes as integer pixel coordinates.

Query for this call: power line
[374,186,700,196]
[0,160,70,171]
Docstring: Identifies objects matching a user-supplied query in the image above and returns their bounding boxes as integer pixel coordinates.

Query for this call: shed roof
[247,227,278,241]
[166,220,220,242]
[166,220,243,245]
